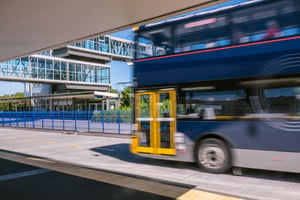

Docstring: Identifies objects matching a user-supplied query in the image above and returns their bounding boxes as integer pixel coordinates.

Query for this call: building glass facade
[0,55,110,84]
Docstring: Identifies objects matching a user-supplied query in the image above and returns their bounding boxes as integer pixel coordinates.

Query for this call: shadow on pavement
[90,143,196,169]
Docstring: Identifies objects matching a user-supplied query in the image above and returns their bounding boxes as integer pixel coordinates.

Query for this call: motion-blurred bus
[130,0,300,173]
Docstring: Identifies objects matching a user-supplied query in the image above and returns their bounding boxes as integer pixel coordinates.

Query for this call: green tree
[120,87,132,110]
[0,92,29,111]
[110,88,118,94]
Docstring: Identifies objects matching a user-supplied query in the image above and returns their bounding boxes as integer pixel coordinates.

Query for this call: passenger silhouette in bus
[160,41,173,55]
[232,28,249,44]
[261,20,281,40]
[177,45,191,53]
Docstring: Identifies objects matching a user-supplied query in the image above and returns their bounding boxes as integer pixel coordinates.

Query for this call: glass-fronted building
[0,35,134,111]
[0,54,110,85]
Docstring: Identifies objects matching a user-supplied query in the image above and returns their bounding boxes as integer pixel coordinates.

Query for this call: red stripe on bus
[135,36,300,62]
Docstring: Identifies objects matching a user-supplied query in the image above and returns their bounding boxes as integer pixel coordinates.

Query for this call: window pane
[137,27,172,59]
[174,14,230,52]
[231,0,300,44]
[177,90,248,120]
[263,87,300,115]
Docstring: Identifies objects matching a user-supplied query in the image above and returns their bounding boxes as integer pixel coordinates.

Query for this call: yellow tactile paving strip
[0,150,244,200]
[178,189,244,200]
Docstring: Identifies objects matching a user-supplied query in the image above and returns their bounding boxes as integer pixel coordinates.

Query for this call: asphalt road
[0,158,174,200]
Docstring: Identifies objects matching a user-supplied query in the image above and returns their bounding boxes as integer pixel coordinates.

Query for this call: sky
[0,0,250,96]
[109,29,134,92]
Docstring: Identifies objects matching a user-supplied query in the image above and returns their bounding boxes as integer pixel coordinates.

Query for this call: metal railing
[0,110,132,134]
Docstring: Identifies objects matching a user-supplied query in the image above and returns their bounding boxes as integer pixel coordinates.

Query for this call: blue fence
[0,110,133,134]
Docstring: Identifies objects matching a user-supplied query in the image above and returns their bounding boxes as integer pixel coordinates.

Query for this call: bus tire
[196,138,231,173]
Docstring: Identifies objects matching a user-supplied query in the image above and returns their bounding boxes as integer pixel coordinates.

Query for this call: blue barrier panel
[42,111,45,129]
[51,111,54,130]
[86,111,89,132]
[15,112,18,127]
[9,112,11,127]
[32,111,35,129]
[1,112,3,126]
[60,111,65,130]
[24,112,27,128]
[0,110,132,134]
[118,110,121,134]
[102,110,105,133]
[74,111,77,132]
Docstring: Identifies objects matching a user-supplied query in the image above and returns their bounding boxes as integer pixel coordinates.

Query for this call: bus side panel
[135,38,300,87]
[177,120,300,172]
[177,120,300,152]
[232,148,300,173]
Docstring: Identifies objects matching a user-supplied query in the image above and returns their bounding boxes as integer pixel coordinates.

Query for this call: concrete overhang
[0,0,228,63]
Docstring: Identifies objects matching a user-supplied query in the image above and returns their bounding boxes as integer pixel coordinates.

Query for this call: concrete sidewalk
[0,127,299,200]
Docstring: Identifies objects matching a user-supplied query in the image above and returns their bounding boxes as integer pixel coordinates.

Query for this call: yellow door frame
[134,89,176,155]
[155,90,176,155]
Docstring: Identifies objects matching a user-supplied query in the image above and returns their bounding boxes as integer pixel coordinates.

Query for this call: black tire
[196,138,231,173]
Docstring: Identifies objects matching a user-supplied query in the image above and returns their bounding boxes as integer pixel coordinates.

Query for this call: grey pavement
[0,127,299,200]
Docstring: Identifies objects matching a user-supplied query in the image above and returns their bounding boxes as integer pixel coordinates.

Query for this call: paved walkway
[0,127,299,200]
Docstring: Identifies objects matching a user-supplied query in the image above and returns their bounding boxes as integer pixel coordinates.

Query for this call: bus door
[134,90,176,155]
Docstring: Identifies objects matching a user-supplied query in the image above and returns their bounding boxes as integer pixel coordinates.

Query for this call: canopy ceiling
[0,0,227,62]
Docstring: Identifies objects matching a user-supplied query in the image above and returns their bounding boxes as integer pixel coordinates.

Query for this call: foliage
[159,99,170,117]
[0,92,30,111]
[110,88,118,94]
[120,87,132,110]
[160,99,170,112]
[92,110,132,123]
[119,106,132,111]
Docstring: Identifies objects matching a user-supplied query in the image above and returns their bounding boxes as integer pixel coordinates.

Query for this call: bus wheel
[196,138,231,173]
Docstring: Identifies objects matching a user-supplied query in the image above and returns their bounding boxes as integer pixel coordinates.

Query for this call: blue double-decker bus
[130,0,300,173]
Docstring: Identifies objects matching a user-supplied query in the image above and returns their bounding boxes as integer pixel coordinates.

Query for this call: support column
[49,99,53,111]
[106,99,110,110]
[102,100,105,111]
